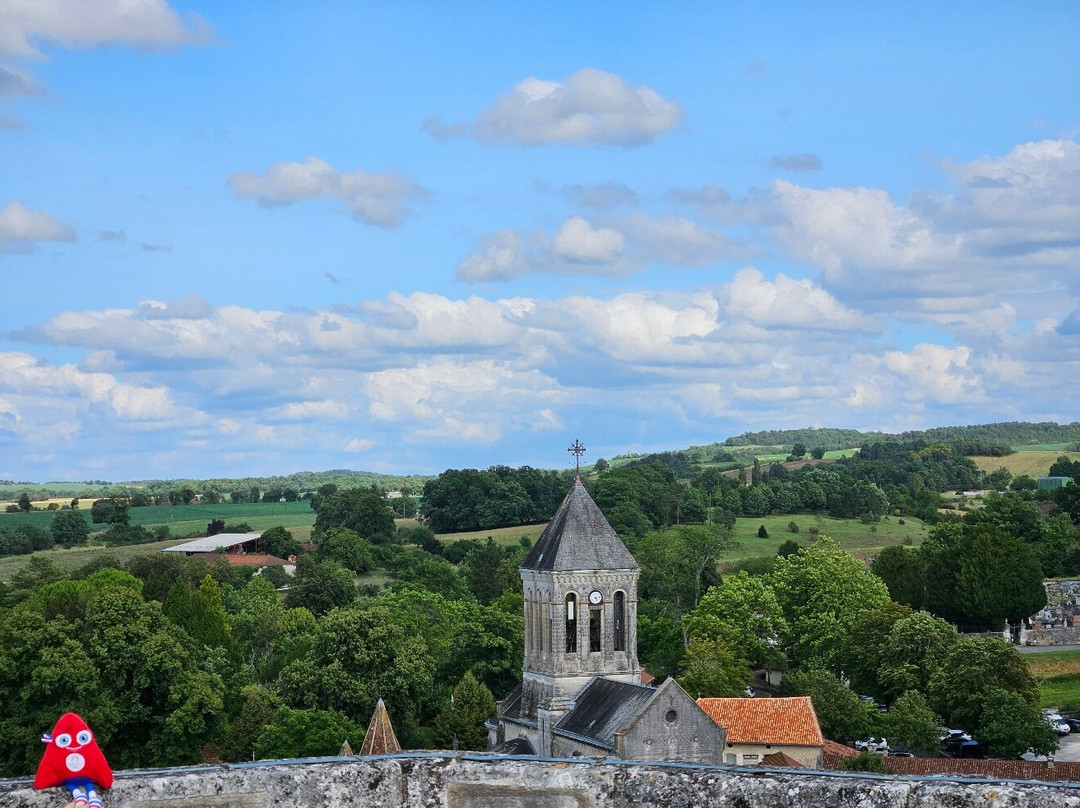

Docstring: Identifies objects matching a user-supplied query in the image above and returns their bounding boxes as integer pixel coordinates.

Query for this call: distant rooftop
[697,697,823,748]
[162,532,262,554]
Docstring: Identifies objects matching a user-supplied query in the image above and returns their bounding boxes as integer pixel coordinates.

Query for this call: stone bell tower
[518,477,640,755]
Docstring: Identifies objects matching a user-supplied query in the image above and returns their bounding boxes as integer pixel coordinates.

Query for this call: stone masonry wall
[2,753,1080,808]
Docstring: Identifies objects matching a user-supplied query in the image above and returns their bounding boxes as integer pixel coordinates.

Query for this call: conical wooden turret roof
[521,478,638,572]
[359,698,401,756]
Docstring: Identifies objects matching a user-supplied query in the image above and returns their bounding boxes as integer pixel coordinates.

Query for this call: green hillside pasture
[725,514,928,562]
[434,522,548,548]
[1028,650,1080,712]
[970,450,1080,480]
[0,501,317,538]
[0,538,187,583]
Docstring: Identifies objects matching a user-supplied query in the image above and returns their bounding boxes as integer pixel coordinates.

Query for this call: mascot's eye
[76,730,92,745]
[55,733,72,748]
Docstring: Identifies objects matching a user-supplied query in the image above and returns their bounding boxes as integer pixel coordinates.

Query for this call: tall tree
[313,488,395,541]
[433,671,495,751]
[869,545,923,609]
[771,536,890,672]
[685,571,787,669]
[928,636,1040,732]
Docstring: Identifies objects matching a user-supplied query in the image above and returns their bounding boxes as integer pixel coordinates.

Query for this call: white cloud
[0,0,211,57]
[279,400,350,420]
[676,139,1080,323]
[10,267,1079,478]
[552,217,625,263]
[0,1,211,124]
[457,214,737,282]
[425,68,682,147]
[848,344,984,407]
[720,267,877,331]
[227,157,426,227]
[0,201,75,253]
[0,350,190,424]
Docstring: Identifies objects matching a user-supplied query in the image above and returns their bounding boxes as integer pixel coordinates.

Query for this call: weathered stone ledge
[2,752,1080,807]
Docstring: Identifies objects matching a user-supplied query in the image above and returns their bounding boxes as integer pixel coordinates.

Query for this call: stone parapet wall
[3,753,1080,807]
[1023,626,1080,646]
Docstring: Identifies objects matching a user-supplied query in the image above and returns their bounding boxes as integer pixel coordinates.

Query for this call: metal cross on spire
[568,439,586,476]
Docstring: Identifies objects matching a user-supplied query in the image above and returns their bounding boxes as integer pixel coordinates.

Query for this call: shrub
[757,525,769,539]
[787,521,800,534]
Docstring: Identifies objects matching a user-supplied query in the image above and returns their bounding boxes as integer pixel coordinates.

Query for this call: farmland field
[0,538,187,582]
[970,450,1080,479]
[1029,650,1080,712]
[725,513,927,561]
[0,501,317,537]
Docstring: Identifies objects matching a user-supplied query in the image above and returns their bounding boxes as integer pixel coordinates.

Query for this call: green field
[970,450,1080,479]
[0,501,317,538]
[0,538,188,582]
[1028,650,1080,712]
[725,513,927,561]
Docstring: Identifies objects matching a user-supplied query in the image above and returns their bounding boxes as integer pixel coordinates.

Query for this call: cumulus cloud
[0,201,75,253]
[227,157,426,227]
[425,68,683,147]
[456,214,740,282]
[0,0,211,57]
[720,268,876,331]
[552,217,625,263]
[0,1,211,124]
[675,139,1080,320]
[0,351,188,425]
[9,264,1078,478]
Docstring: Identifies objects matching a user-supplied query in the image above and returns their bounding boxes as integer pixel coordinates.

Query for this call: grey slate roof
[553,678,658,750]
[521,480,639,572]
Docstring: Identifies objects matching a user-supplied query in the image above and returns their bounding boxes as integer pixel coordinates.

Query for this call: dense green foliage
[420,466,570,533]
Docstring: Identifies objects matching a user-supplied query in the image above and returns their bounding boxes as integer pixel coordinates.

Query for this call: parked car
[939,727,972,743]
[855,737,889,753]
[1062,717,1080,732]
[1044,710,1071,735]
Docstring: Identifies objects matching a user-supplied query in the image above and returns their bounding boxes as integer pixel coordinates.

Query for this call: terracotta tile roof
[697,696,823,747]
[879,757,1080,783]
[761,751,804,768]
[822,739,859,758]
[359,698,401,755]
[204,553,289,567]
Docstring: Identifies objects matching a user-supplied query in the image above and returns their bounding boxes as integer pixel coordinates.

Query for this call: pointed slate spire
[521,478,638,571]
[359,698,401,756]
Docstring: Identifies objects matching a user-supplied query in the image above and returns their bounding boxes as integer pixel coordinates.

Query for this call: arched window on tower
[614,591,626,652]
[589,606,601,653]
[565,593,577,653]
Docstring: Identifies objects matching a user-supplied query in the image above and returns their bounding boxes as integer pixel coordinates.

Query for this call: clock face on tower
[588,590,603,605]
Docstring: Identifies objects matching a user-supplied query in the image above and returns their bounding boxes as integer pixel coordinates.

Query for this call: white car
[854,737,888,753]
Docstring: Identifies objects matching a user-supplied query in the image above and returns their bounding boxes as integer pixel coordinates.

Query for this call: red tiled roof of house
[822,739,859,758]
[879,757,1080,783]
[204,553,289,567]
[697,696,824,747]
[761,751,804,768]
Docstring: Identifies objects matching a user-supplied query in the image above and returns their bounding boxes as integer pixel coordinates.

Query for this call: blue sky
[1,1,1078,481]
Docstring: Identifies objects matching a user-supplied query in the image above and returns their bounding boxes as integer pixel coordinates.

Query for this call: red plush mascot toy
[34,713,112,808]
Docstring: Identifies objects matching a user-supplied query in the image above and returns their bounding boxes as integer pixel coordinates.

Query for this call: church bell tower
[518,476,640,755]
